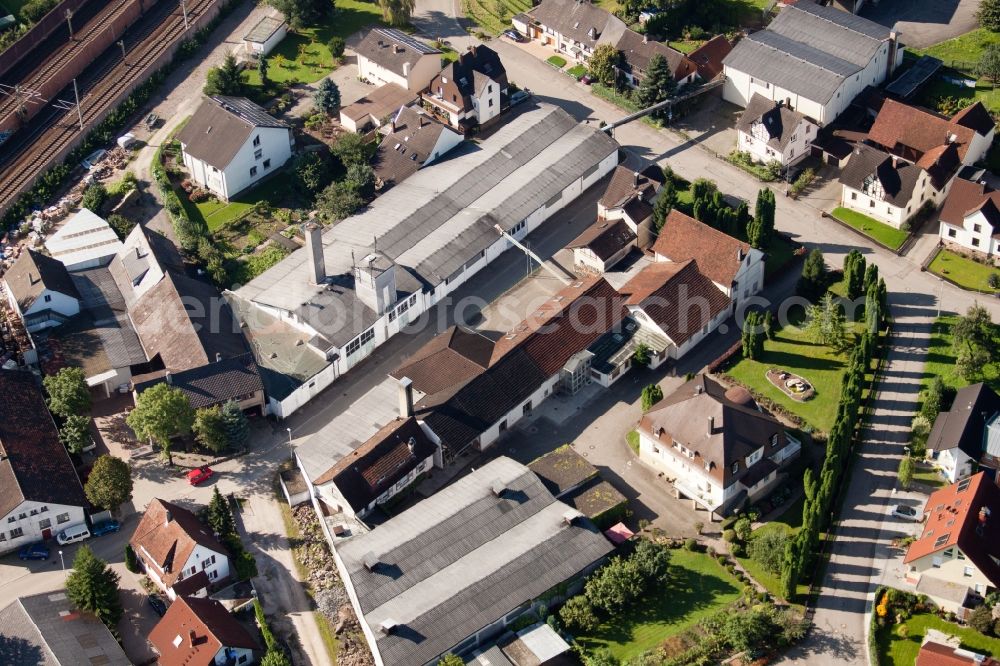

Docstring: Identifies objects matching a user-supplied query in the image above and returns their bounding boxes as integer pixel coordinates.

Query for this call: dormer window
[771,433,779,447]
[731,461,739,474]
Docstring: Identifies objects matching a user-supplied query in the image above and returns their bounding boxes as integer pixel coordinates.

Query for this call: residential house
[177,96,293,201]
[651,209,765,312]
[513,0,627,63]
[723,2,903,124]
[44,208,124,271]
[339,83,419,133]
[242,15,286,57]
[568,219,637,273]
[0,592,131,665]
[308,416,442,521]
[229,105,618,418]
[3,248,80,332]
[867,99,993,169]
[133,352,266,416]
[688,35,733,82]
[736,93,818,167]
[904,473,1000,613]
[355,27,442,91]
[637,374,801,518]
[916,641,1000,666]
[938,177,1000,261]
[149,595,260,666]
[373,106,463,191]
[423,45,508,129]
[926,383,1000,483]
[614,29,697,88]
[0,369,88,555]
[130,498,231,600]
[596,164,664,243]
[332,456,613,666]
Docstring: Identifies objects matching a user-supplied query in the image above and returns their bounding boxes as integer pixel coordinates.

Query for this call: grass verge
[626,430,639,455]
[831,206,908,250]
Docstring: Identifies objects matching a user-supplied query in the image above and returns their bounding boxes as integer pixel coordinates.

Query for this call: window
[791,134,797,142]
[250,166,258,177]
[488,98,493,107]
[29,509,37,516]
[345,328,376,356]
[488,85,493,93]
[771,433,779,447]
[974,224,982,233]
[39,506,47,513]
[10,527,23,539]
[44,294,51,303]
[56,513,70,524]
[254,148,263,160]
[252,135,260,147]
[38,518,50,529]
[869,200,875,208]
[0,533,5,542]
[522,401,532,415]
[964,566,974,577]
[6,517,13,524]
[201,555,216,570]
[731,462,739,473]
[973,238,980,247]
[263,159,271,169]
[948,228,957,238]
[851,192,857,201]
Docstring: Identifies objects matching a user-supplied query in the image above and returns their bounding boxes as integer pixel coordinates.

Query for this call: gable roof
[354,27,440,77]
[0,370,87,519]
[525,0,627,50]
[651,209,754,288]
[374,107,456,189]
[926,383,1000,460]
[431,45,507,111]
[620,260,731,345]
[133,352,264,409]
[599,164,663,210]
[950,101,996,136]
[176,96,288,170]
[568,219,637,261]
[868,99,977,164]
[391,325,493,397]
[638,374,788,489]
[939,178,1000,229]
[313,417,438,512]
[737,93,810,150]
[767,1,888,67]
[129,499,227,589]
[688,35,732,81]
[339,83,419,124]
[44,208,124,269]
[838,144,923,206]
[0,592,130,665]
[337,456,613,666]
[149,596,259,666]
[614,29,696,82]
[904,473,1000,588]
[4,248,80,311]
[916,641,1000,666]
[527,445,598,497]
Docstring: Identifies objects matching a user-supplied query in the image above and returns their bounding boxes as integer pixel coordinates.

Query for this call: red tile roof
[651,209,753,288]
[868,99,976,164]
[129,499,227,589]
[950,101,996,137]
[916,641,1000,666]
[621,260,731,345]
[391,326,493,397]
[688,35,733,81]
[939,178,1000,228]
[904,473,1000,587]
[489,278,627,374]
[149,596,259,666]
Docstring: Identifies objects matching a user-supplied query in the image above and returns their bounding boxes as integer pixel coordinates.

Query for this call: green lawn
[914,28,1000,75]
[928,248,1000,294]
[567,64,587,79]
[919,315,1000,398]
[736,496,808,600]
[547,55,567,68]
[725,311,864,433]
[463,0,529,35]
[831,207,909,250]
[626,430,639,455]
[913,464,947,489]
[183,172,295,232]
[916,75,1000,116]
[668,40,704,54]
[877,612,1000,666]
[575,550,742,661]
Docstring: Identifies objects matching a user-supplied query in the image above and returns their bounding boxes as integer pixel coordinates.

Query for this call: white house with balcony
[176,96,293,201]
[637,374,801,519]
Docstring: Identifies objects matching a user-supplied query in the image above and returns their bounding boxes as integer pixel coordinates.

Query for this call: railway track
[0,0,217,212]
[0,0,143,125]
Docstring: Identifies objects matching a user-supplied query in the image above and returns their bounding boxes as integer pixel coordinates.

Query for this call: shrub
[124,544,140,573]
[559,595,599,631]
[969,604,995,635]
[684,538,698,551]
[747,530,788,575]
[723,528,736,542]
[81,183,108,213]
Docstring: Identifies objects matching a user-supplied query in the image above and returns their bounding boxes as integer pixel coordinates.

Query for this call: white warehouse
[228,104,619,418]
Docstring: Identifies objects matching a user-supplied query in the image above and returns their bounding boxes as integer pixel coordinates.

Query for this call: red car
[187,466,214,485]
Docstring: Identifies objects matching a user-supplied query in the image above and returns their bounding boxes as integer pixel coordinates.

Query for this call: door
[41,528,51,540]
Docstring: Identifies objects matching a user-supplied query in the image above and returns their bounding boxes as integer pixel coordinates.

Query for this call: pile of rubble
[290,505,374,666]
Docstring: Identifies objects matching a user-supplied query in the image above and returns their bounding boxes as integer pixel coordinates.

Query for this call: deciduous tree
[378,0,415,27]
[84,455,133,512]
[980,0,1000,33]
[59,414,92,455]
[588,44,622,86]
[559,595,600,631]
[43,367,91,418]
[271,0,332,29]
[126,384,195,465]
[66,546,123,629]
[316,180,364,222]
[641,383,664,410]
[193,406,229,453]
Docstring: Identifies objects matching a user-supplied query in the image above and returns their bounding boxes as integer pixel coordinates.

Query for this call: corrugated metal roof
[768,1,888,68]
[45,209,123,269]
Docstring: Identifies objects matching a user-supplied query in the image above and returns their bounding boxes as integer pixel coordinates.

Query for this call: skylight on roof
[934,534,949,548]
[958,477,972,492]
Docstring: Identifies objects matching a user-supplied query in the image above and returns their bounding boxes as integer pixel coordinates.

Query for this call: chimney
[165,371,172,385]
[407,436,416,455]
[491,479,507,496]
[363,552,380,571]
[403,61,411,77]
[707,415,714,435]
[887,30,899,79]
[633,171,640,187]
[695,385,704,395]
[304,222,325,285]
[165,509,173,525]
[215,352,222,362]
[189,630,196,647]
[389,118,396,133]
[398,376,413,418]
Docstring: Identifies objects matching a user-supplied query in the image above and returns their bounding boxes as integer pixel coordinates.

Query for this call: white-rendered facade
[0,501,85,555]
[181,125,293,201]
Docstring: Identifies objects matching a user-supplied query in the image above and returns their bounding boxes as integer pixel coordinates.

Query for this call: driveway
[860,0,979,49]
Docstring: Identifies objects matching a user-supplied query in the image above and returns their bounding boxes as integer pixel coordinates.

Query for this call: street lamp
[286,427,293,462]
[58,550,65,575]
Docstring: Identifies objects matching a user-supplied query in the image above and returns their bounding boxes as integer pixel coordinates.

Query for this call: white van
[56,523,91,545]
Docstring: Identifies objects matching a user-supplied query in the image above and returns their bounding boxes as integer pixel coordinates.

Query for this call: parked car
[91,520,121,537]
[56,523,91,545]
[147,594,167,617]
[18,542,50,560]
[510,90,531,106]
[503,29,525,42]
[187,466,214,485]
[891,504,921,521]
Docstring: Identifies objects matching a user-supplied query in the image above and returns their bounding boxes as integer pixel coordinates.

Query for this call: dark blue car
[91,520,121,537]
[18,542,50,560]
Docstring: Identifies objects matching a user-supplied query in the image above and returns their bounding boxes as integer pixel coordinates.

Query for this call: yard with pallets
[463,0,531,35]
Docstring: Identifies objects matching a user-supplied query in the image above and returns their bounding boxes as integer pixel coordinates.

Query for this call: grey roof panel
[768,2,888,67]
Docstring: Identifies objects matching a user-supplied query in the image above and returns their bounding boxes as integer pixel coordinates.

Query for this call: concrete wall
[0,500,85,555]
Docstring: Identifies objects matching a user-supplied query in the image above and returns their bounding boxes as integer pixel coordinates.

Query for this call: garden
[728,495,810,602]
[918,311,1000,399]
[561,539,808,665]
[911,28,1000,115]
[872,588,1000,666]
[830,206,909,251]
[463,0,532,35]
[928,247,1000,294]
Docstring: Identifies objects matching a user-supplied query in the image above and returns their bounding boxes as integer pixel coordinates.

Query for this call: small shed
[244,16,287,57]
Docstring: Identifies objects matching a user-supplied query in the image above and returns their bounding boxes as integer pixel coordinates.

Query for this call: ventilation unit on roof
[379,619,398,635]
[362,552,380,571]
[491,479,507,496]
